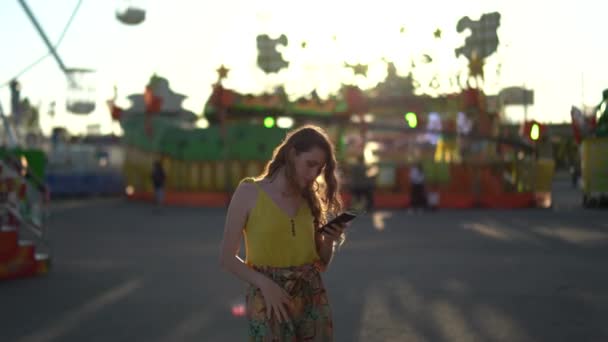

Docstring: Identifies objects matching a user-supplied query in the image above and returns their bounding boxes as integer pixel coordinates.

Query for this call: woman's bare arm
[218,182,292,322]
[315,223,344,271]
[218,183,266,287]
[315,232,334,271]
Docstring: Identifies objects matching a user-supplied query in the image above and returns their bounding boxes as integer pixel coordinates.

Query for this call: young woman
[219,125,346,341]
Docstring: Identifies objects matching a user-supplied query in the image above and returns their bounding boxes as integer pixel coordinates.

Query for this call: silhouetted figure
[151,160,166,206]
[350,156,374,212]
[409,163,427,211]
[570,162,581,189]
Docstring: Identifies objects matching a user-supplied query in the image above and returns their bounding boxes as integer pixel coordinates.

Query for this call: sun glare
[8,0,591,135]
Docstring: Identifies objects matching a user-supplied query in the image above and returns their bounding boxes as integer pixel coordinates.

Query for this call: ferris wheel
[9,0,148,116]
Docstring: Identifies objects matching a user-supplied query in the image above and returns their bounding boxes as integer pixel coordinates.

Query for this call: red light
[231,304,246,317]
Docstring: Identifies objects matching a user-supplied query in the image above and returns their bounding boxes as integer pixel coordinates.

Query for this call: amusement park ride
[2,2,606,281]
[0,0,149,280]
[116,11,560,211]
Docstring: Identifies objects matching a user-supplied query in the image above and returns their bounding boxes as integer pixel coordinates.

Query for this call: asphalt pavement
[1,180,607,342]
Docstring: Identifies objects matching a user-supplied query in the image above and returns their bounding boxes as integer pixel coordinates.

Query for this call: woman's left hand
[321,223,346,243]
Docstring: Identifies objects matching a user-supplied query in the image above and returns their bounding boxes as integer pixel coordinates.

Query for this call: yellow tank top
[241,178,320,267]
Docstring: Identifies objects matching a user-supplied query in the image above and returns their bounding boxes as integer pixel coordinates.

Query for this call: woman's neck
[267,167,297,197]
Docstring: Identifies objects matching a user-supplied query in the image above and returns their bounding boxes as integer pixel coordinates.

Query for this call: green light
[530,123,540,140]
[264,116,275,128]
[405,112,417,128]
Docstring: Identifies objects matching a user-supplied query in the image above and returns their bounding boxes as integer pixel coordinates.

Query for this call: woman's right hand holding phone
[322,223,346,244]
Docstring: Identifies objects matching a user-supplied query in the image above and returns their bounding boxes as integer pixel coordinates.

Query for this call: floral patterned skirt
[246,262,333,341]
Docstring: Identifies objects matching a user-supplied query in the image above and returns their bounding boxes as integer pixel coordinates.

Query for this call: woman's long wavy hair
[259,125,343,229]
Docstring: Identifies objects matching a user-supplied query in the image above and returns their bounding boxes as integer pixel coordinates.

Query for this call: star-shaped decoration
[353,64,368,76]
[433,28,442,39]
[345,63,368,77]
[217,65,230,81]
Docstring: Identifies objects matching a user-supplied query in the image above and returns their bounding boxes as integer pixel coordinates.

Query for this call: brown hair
[259,125,343,228]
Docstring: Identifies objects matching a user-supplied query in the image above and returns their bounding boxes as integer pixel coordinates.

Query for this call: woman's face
[291,146,327,189]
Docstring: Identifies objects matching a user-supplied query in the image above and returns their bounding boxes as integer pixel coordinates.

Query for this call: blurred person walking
[349,155,375,212]
[409,163,427,212]
[151,159,166,206]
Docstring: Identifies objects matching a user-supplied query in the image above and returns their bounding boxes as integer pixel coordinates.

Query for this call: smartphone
[319,211,358,234]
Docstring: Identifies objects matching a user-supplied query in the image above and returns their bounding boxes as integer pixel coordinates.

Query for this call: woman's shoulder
[239,177,258,185]
[232,177,261,208]
[238,177,261,191]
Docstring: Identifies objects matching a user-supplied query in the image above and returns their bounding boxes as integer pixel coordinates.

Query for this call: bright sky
[0,0,606,135]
